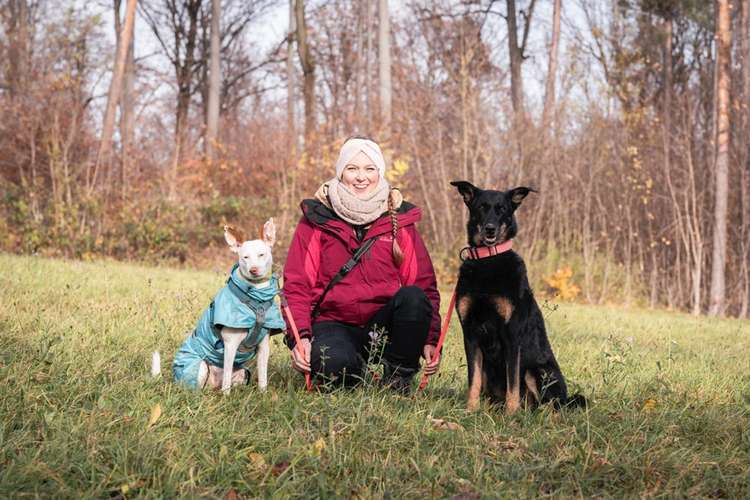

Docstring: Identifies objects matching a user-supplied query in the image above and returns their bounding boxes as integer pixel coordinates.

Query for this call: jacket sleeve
[398,226,441,345]
[282,217,321,348]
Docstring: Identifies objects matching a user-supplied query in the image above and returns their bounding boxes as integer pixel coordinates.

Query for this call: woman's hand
[422,344,441,375]
[291,338,311,373]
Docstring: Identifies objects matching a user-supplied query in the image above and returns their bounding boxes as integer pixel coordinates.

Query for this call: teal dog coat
[173,265,285,389]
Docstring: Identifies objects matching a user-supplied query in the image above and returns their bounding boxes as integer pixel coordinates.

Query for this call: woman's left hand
[422,344,441,375]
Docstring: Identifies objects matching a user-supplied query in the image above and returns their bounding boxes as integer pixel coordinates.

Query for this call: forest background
[1,0,748,318]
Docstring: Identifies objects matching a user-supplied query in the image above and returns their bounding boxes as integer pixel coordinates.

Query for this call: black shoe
[381,361,417,395]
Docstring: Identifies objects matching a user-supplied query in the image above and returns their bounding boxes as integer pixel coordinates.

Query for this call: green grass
[1,253,749,498]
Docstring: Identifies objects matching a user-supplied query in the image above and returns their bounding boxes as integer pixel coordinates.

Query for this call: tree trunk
[117,0,135,197]
[94,0,137,192]
[740,0,750,316]
[506,0,524,117]
[295,0,315,149]
[170,0,202,198]
[708,0,732,316]
[365,0,374,133]
[6,0,31,101]
[540,0,561,133]
[378,0,392,140]
[287,0,296,154]
[205,0,221,161]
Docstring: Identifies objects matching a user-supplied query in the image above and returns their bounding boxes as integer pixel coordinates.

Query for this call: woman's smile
[341,151,380,196]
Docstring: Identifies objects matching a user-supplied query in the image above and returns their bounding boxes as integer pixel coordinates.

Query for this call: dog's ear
[224,225,246,253]
[509,187,537,207]
[262,218,276,247]
[450,180,479,205]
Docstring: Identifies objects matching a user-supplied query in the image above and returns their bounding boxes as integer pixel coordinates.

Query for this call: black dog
[450,181,585,414]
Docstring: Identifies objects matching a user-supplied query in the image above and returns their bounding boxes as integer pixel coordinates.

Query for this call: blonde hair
[388,190,404,266]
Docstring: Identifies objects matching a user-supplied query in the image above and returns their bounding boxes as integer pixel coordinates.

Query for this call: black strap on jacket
[224,277,274,341]
[311,237,377,318]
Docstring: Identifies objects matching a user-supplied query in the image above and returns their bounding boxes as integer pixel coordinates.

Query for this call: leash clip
[459,246,471,262]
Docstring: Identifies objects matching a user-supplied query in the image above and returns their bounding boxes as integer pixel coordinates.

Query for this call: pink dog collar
[460,240,513,260]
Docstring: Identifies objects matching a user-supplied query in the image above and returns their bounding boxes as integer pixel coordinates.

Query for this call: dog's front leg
[465,340,484,412]
[504,341,521,415]
[220,327,246,395]
[256,334,270,391]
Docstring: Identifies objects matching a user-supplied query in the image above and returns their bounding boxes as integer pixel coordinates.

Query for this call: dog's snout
[484,224,497,235]
[249,266,260,275]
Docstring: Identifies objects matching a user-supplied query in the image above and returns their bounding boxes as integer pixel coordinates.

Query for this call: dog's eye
[258,253,265,258]
[495,205,505,214]
[480,203,490,211]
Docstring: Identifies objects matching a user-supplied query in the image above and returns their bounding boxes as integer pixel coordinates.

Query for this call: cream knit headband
[335,138,386,179]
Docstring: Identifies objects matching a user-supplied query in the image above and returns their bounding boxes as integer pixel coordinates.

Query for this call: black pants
[310,286,432,386]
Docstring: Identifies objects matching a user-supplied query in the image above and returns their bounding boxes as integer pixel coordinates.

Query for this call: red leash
[279,293,313,391]
[418,286,458,392]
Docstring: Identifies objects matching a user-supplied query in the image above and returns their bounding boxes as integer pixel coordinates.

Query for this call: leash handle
[279,293,312,391]
[418,287,458,392]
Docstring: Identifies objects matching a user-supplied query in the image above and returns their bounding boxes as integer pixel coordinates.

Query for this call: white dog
[155,219,284,394]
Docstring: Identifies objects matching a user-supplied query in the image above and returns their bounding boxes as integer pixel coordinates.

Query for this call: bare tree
[540,0,560,133]
[115,0,136,196]
[295,0,315,148]
[286,0,296,153]
[505,0,536,119]
[708,0,732,316]
[94,0,137,192]
[204,0,220,160]
[740,0,750,316]
[3,0,32,100]
[378,0,392,139]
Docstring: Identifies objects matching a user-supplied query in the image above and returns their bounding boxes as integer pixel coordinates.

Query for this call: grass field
[1,253,749,498]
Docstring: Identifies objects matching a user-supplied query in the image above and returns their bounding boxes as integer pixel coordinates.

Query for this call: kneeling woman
[283,137,441,392]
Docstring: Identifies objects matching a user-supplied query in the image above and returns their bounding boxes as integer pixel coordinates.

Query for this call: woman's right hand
[291,338,311,373]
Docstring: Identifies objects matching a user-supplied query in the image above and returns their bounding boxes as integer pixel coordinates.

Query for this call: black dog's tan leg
[524,370,540,408]
[467,346,483,412]
[505,347,521,415]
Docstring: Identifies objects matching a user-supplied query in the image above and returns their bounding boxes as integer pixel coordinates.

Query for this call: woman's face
[340,151,380,196]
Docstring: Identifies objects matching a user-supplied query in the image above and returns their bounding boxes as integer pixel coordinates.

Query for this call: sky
[85,0,600,125]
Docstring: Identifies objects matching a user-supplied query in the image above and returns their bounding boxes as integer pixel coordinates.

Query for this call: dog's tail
[564,393,588,409]
[151,351,161,378]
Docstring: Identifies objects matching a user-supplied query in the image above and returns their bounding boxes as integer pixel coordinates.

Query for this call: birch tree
[94,0,137,191]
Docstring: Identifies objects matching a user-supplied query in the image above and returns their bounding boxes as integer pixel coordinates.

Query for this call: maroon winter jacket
[283,198,441,346]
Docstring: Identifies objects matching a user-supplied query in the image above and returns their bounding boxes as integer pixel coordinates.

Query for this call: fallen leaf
[271,461,290,476]
[642,398,657,413]
[429,417,464,432]
[247,452,267,472]
[147,404,162,429]
[312,438,327,455]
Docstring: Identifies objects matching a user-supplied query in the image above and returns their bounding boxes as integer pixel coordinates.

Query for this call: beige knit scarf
[323,177,391,225]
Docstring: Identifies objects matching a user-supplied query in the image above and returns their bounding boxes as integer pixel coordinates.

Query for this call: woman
[282,136,441,392]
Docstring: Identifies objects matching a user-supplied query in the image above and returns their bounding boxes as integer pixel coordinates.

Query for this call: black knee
[309,327,366,386]
[311,348,362,384]
[392,286,432,321]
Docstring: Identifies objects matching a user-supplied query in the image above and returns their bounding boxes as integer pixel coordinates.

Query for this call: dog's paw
[466,397,480,412]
